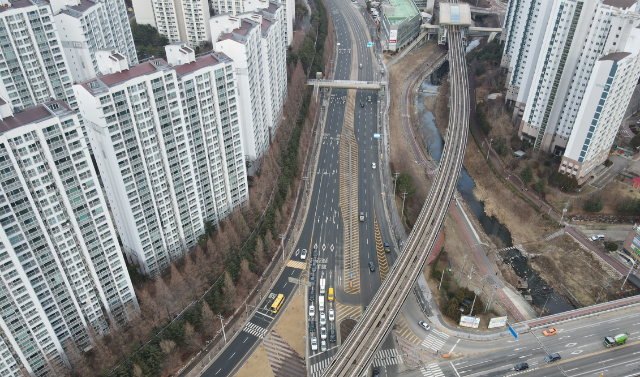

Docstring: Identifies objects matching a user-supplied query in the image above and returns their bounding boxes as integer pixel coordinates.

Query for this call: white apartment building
[0,0,76,110]
[74,52,248,276]
[212,0,294,46]
[211,3,287,167]
[132,0,211,47]
[561,33,640,182]
[0,99,138,376]
[506,0,640,154]
[51,0,138,83]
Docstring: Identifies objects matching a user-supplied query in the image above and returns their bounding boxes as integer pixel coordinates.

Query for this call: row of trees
[63,1,332,375]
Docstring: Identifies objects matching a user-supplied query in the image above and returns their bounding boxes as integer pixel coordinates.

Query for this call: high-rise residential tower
[131,0,211,46]
[74,51,248,276]
[503,0,640,154]
[210,2,287,168]
[51,0,138,83]
[0,0,77,110]
[212,0,294,46]
[0,99,138,376]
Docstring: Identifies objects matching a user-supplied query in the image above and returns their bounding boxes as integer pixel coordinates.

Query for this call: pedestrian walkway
[309,356,333,377]
[420,362,445,377]
[263,331,306,377]
[285,260,307,269]
[372,348,404,367]
[242,322,268,339]
[419,328,449,352]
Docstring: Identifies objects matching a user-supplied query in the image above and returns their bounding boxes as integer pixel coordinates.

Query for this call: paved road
[401,305,640,377]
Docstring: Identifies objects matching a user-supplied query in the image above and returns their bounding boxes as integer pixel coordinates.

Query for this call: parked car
[545,353,561,363]
[591,234,605,241]
[514,363,529,371]
[311,337,318,351]
[543,328,557,336]
[301,248,308,260]
[369,262,376,272]
[418,321,431,331]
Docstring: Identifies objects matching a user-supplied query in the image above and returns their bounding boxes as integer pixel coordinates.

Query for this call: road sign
[367,42,372,47]
[373,133,381,138]
[288,277,313,287]
[508,326,518,339]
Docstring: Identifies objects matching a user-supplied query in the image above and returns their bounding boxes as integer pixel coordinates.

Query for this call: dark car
[545,353,561,363]
[514,363,529,371]
[309,320,316,333]
[311,260,317,272]
[329,328,336,343]
[360,101,365,107]
[372,368,380,377]
[310,272,316,284]
[313,248,318,258]
[309,287,315,302]
[368,262,375,272]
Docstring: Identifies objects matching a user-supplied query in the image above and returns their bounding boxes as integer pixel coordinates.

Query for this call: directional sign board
[288,277,313,287]
[367,42,372,47]
[508,325,518,339]
[373,133,381,139]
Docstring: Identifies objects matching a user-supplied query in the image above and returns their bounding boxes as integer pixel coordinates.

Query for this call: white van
[591,234,605,241]
[320,278,326,295]
[319,295,325,312]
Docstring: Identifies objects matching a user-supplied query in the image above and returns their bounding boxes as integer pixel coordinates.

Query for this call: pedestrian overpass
[306,73,386,101]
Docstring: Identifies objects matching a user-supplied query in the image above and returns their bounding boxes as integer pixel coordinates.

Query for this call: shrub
[476,104,492,135]
[432,270,443,280]
[446,291,456,299]
[616,198,640,215]
[605,242,618,252]
[604,159,613,167]
[442,281,451,290]
[494,138,509,157]
[548,171,579,192]
[521,165,533,184]
[583,196,604,213]
[534,179,546,194]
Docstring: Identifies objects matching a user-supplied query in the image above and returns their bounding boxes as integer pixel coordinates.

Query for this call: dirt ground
[547,179,640,216]
[388,41,439,226]
[273,287,305,357]
[235,344,275,377]
[528,234,638,307]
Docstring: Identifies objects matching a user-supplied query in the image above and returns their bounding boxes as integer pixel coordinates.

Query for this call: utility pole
[621,259,636,290]
[438,269,445,290]
[469,289,480,315]
[486,138,493,162]
[392,172,400,195]
[484,288,495,313]
[466,264,475,288]
[457,254,468,283]
[540,296,550,317]
[401,191,408,218]
[279,233,286,260]
[218,314,227,343]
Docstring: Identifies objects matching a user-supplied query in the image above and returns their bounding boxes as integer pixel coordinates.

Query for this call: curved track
[322,21,470,377]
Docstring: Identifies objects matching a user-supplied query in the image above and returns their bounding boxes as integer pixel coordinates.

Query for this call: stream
[416,79,574,315]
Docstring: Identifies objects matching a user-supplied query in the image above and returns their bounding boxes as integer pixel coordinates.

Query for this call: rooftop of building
[261,17,272,33]
[0,0,44,12]
[218,19,259,43]
[602,0,637,9]
[78,59,169,95]
[0,101,73,133]
[600,52,631,61]
[174,52,231,76]
[61,0,98,15]
[384,0,419,24]
[439,2,471,26]
[263,1,279,14]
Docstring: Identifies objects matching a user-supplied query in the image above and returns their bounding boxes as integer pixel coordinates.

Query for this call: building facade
[74,52,248,276]
[503,0,640,156]
[132,0,211,46]
[623,224,640,266]
[0,0,76,110]
[52,0,138,83]
[380,0,420,51]
[0,100,138,376]
[212,0,294,46]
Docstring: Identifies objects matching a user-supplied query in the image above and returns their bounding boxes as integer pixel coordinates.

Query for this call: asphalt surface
[201,0,397,375]
[400,305,640,377]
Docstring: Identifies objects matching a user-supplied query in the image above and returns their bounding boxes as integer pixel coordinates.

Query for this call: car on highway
[312,260,317,272]
[367,95,372,102]
[321,340,327,352]
[372,368,380,377]
[384,242,390,253]
[320,312,326,325]
[371,162,376,169]
[309,320,316,333]
[329,308,335,322]
[418,321,431,330]
[513,363,528,371]
[313,248,318,258]
[544,353,561,363]
[368,262,376,272]
[320,326,327,340]
[310,272,316,284]
[359,63,363,69]
[311,337,318,351]
[361,101,365,107]
[309,287,315,302]
[329,328,336,343]
[309,305,315,318]
[360,212,365,221]
[301,248,308,260]
[543,328,557,336]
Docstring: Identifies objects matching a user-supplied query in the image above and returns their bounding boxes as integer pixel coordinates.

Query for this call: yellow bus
[270,294,285,314]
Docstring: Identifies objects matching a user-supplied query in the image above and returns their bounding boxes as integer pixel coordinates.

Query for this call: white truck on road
[320,278,326,295]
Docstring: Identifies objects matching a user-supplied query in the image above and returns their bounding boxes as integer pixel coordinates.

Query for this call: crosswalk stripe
[420,330,449,351]
[286,260,307,269]
[243,322,267,339]
[372,348,403,367]
[310,356,334,377]
[421,362,445,377]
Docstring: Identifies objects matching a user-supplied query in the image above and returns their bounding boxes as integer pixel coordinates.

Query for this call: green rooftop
[386,0,419,24]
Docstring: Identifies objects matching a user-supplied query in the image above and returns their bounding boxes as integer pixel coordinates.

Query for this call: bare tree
[254,237,266,274]
[154,276,175,318]
[222,271,237,313]
[183,254,202,298]
[169,263,188,308]
[201,302,217,337]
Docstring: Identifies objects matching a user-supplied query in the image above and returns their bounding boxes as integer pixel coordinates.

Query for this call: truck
[384,242,390,253]
[320,278,326,295]
[319,295,325,313]
[603,333,628,348]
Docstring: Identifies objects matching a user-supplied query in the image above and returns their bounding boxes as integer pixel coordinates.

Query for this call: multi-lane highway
[323,5,471,375]
[201,0,394,374]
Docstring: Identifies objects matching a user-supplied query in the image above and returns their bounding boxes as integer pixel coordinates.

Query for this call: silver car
[301,248,308,260]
